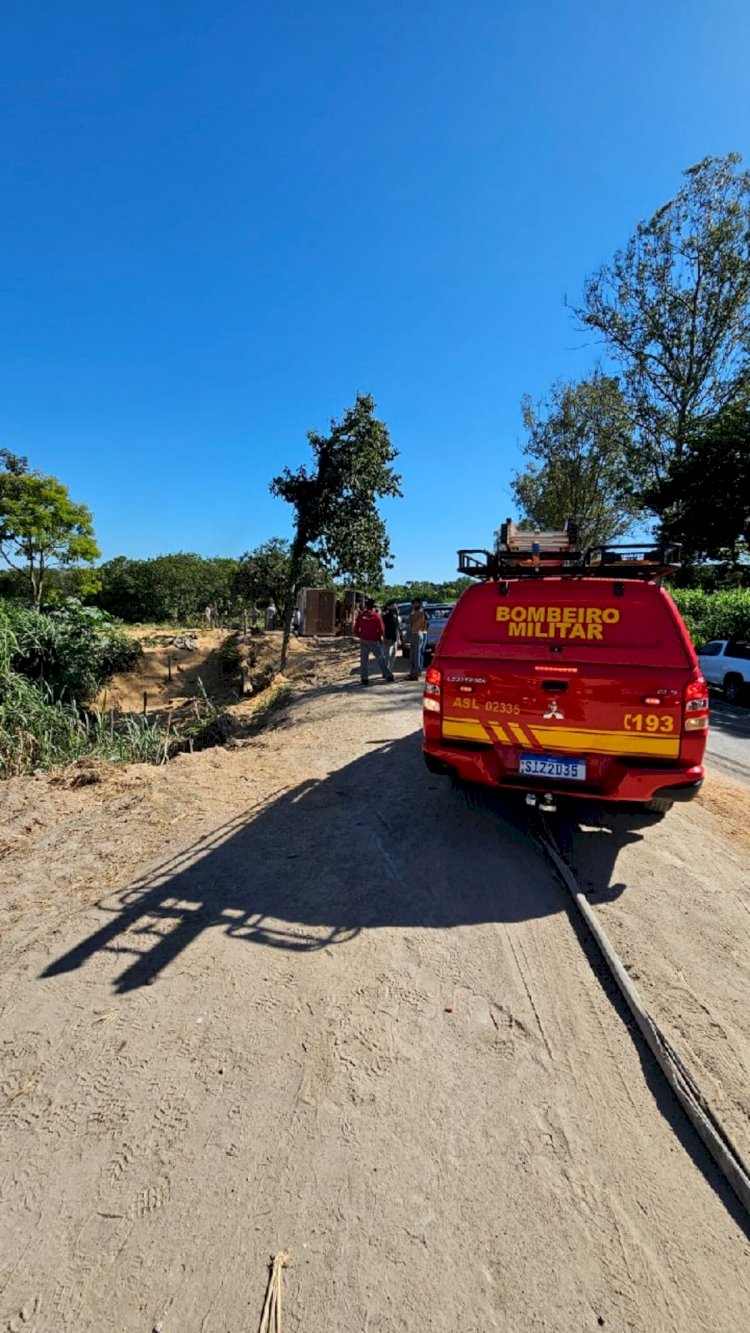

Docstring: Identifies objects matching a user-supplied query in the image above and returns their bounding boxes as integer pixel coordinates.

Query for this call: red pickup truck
[422,540,708,814]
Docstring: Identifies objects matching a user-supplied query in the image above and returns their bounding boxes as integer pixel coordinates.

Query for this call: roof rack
[582,542,682,580]
[458,530,682,582]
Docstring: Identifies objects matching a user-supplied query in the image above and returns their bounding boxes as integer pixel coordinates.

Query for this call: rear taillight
[683,677,709,731]
[424,665,442,712]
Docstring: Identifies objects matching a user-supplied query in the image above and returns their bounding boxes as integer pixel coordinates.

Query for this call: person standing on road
[354,599,395,685]
[407,599,429,680]
[382,601,400,676]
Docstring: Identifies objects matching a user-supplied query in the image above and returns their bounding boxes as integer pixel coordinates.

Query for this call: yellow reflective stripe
[443,718,680,758]
[529,726,680,758]
[442,718,491,742]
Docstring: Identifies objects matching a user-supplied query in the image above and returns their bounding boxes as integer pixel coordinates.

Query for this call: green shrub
[670,588,750,645]
[0,625,88,776]
[0,612,229,778]
[4,600,140,704]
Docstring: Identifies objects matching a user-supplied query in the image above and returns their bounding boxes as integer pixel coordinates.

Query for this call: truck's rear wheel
[645,797,673,815]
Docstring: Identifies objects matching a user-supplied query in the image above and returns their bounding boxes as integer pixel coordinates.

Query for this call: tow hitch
[525,791,557,814]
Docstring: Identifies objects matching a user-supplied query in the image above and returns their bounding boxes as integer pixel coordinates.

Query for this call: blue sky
[2,1,749,582]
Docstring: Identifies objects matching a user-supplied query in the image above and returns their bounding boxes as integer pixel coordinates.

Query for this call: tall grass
[0,614,228,778]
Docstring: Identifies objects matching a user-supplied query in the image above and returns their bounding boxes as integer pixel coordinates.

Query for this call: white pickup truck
[697,639,750,704]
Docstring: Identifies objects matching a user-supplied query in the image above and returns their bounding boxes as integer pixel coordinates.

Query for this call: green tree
[0,451,100,610]
[575,155,750,491]
[270,394,401,666]
[96,556,158,622]
[234,538,329,622]
[379,578,472,603]
[650,400,750,563]
[509,373,638,549]
[97,553,240,623]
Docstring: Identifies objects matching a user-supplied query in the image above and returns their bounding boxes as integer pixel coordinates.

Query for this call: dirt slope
[98,628,357,717]
[1,671,749,1332]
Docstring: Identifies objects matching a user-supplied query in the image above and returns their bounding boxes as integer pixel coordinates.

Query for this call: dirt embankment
[99,627,360,720]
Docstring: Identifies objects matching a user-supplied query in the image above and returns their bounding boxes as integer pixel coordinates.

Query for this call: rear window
[440,580,693,667]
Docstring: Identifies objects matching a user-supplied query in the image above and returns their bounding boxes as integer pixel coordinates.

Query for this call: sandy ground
[98,628,354,718]
[1,652,749,1332]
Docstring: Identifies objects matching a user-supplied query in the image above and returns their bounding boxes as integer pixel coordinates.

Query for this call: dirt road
[1,670,749,1331]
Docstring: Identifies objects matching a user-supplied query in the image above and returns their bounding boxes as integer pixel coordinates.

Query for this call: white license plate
[518,754,586,781]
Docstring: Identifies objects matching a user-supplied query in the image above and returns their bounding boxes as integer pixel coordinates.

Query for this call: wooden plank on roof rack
[502,520,574,552]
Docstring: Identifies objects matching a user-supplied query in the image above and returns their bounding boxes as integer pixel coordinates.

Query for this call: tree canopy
[575,154,750,490]
[649,400,750,564]
[97,553,240,623]
[378,578,472,604]
[0,451,100,610]
[234,538,330,620]
[270,393,401,663]
[510,373,638,549]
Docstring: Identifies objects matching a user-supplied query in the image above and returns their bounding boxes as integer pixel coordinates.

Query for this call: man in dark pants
[382,601,400,676]
[354,599,395,685]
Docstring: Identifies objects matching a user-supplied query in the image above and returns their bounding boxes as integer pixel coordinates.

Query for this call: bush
[670,588,750,645]
[0,631,89,777]
[0,607,228,778]
[5,601,141,704]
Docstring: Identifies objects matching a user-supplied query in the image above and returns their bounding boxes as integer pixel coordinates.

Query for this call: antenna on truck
[457,520,682,581]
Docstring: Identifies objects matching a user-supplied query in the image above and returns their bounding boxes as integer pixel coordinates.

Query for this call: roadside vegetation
[671,588,750,645]
[0,601,228,778]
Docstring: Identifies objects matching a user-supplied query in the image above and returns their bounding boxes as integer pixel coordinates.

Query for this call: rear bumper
[649,778,704,803]
[422,738,705,805]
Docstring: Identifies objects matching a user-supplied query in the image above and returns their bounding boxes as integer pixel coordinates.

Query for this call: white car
[697,639,750,705]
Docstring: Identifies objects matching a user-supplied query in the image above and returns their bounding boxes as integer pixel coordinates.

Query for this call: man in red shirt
[354,599,395,685]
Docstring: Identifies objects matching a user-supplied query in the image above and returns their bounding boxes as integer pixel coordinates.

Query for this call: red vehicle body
[422,570,708,811]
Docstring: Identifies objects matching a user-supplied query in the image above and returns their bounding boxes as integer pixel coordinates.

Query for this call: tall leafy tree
[0,451,100,610]
[270,394,401,667]
[510,373,638,549]
[650,400,750,563]
[575,154,750,490]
